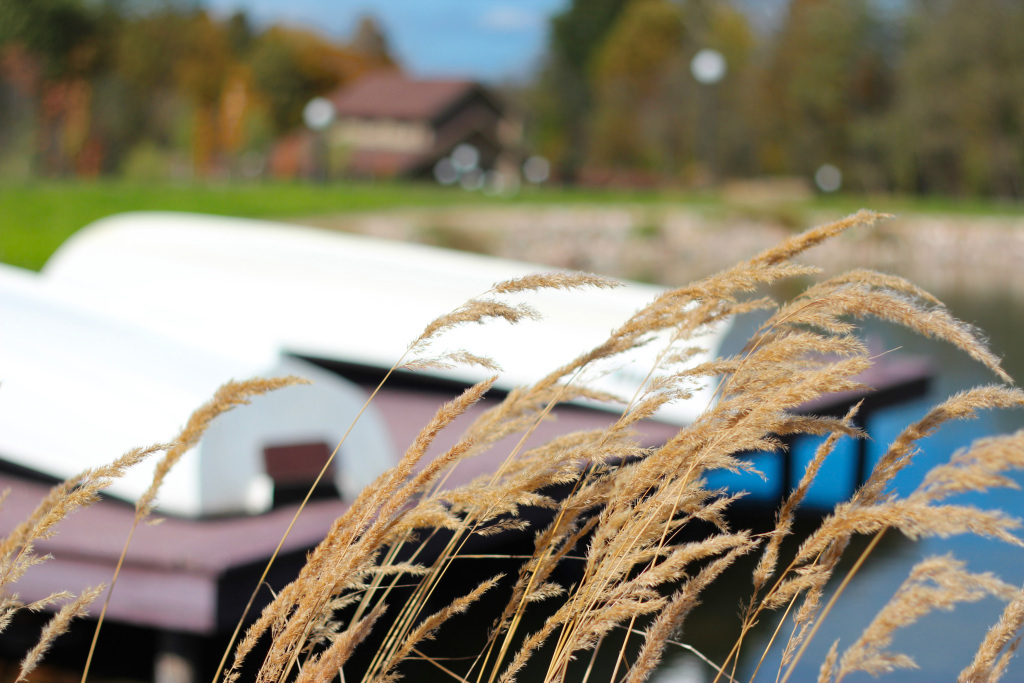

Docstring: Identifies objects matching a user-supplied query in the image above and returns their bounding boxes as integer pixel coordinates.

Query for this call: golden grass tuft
[17,586,104,682]
[6,211,1024,682]
[832,555,1018,681]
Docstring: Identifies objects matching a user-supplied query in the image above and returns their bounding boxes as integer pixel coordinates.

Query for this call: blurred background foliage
[530,0,1024,198]
[2,0,1024,199]
[0,0,394,181]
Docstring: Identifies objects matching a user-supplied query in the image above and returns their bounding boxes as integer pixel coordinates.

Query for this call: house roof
[330,72,482,121]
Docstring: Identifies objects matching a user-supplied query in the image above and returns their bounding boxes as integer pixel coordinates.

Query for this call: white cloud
[479,5,543,32]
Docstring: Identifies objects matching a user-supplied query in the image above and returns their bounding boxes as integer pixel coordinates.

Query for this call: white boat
[1,212,731,518]
[0,262,395,518]
[41,212,731,423]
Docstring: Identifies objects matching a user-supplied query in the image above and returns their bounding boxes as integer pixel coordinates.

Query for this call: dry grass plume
[5,211,1024,682]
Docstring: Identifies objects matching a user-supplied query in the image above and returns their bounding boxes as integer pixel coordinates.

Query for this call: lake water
[653,285,1024,683]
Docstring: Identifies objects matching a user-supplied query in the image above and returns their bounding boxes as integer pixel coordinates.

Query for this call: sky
[204,0,570,82]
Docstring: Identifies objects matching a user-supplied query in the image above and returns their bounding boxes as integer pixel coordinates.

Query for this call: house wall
[330,118,434,154]
[328,85,522,179]
[433,95,503,148]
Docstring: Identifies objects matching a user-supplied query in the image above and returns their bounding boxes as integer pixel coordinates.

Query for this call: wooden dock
[0,352,932,682]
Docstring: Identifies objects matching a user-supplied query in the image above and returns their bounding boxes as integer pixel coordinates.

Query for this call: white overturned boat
[41,213,729,418]
[0,262,395,517]
[1,212,730,517]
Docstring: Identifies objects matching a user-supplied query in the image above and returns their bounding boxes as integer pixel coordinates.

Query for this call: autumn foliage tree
[589,0,684,170]
[884,0,1024,197]
[249,25,390,136]
[532,0,759,183]
[757,0,895,189]
[0,1,395,179]
[0,0,111,175]
[530,0,1024,198]
[530,0,631,179]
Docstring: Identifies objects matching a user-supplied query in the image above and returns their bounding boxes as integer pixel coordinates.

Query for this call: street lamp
[815,164,843,193]
[690,48,726,184]
[690,48,727,86]
[303,96,336,182]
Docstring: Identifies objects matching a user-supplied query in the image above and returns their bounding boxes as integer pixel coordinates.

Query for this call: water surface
[654,285,1024,682]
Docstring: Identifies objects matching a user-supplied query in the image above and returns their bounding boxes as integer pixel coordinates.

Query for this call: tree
[532,0,631,179]
[0,0,399,179]
[350,15,392,66]
[175,11,233,174]
[226,10,254,58]
[886,0,1024,197]
[0,0,117,175]
[589,0,685,170]
[585,0,757,179]
[249,26,380,135]
[0,0,102,79]
[701,2,758,178]
[758,0,895,188]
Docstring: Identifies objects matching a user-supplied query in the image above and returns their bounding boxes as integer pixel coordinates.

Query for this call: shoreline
[294,206,1024,300]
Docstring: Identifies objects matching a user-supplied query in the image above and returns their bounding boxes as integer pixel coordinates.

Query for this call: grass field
[0,181,694,270]
[2,180,1022,271]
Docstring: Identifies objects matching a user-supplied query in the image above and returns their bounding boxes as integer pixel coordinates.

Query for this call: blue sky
[204,0,570,82]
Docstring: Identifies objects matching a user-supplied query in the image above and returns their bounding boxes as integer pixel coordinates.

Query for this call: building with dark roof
[326,72,522,179]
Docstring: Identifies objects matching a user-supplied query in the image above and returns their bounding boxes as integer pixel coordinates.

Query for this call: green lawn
[0,181,463,270]
[0,180,706,270]
[2,180,1021,271]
